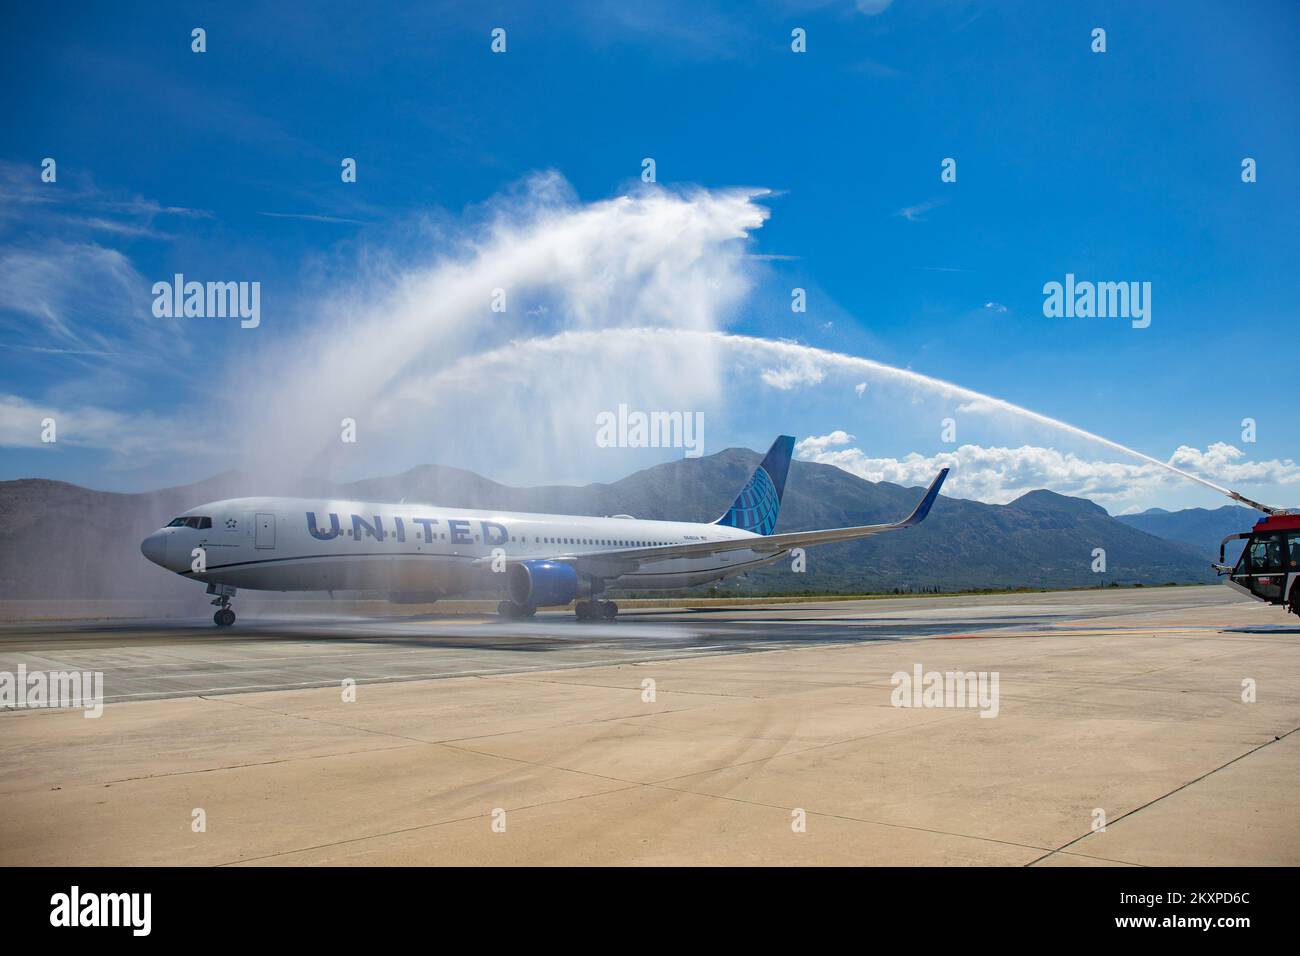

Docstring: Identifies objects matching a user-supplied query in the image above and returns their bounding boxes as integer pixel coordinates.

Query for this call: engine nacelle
[507,560,580,608]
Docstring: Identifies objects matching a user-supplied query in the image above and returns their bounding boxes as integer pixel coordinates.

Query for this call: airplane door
[255,512,276,549]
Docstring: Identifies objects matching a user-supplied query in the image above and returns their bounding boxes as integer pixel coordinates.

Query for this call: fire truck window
[1289,533,1300,569]
[1248,534,1284,572]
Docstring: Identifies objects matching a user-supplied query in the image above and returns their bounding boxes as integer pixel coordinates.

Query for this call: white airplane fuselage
[140,436,950,624]
[141,496,782,596]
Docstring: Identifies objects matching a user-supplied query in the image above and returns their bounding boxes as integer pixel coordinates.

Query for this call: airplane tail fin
[714,435,795,536]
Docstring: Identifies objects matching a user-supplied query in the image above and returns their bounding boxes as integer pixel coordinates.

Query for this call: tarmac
[1,585,1296,866]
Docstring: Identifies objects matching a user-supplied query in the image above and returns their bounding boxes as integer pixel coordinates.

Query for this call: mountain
[0,448,1216,600]
[1114,505,1264,564]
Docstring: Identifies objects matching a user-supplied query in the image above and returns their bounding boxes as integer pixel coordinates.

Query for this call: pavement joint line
[1053,849,1148,867]
[207,737,1051,867]
[1024,723,1300,867]
[494,674,766,700]
[637,709,974,786]
[193,694,515,750]
[195,691,736,788]
[72,742,429,791]
[14,653,766,704]
[1112,645,1300,682]
[640,779,1056,857]
[15,648,504,671]
[214,783,649,867]
[415,738,660,788]
[396,705,712,745]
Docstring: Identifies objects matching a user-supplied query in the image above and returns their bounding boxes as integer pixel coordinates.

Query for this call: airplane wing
[567,467,949,577]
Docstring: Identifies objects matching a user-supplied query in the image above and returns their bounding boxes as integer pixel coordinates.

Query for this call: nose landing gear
[208,583,237,627]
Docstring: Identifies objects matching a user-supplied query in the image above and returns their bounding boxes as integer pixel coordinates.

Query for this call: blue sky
[1,0,1297,512]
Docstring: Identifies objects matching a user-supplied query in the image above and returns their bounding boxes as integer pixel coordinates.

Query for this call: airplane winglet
[896,467,949,528]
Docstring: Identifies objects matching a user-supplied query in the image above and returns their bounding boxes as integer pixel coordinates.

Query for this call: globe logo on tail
[719,466,782,536]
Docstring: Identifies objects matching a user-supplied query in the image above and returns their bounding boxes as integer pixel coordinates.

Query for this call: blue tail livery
[714,435,796,536]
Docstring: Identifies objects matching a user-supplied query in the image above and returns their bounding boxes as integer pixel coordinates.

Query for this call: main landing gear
[208,583,237,627]
[497,600,536,619]
[574,600,618,621]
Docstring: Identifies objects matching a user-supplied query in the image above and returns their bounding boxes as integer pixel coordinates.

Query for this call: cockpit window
[165,516,212,529]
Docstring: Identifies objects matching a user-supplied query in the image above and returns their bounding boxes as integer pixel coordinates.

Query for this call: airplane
[140,435,950,626]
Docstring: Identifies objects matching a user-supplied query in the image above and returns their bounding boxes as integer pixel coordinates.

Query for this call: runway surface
[2,585,1298,866]
[0,586,1250,704]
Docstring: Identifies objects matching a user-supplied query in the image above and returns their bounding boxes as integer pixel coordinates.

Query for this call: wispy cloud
[0,240,187,361]
[258,211,368,225]
[847,56,900,77]
[0,161,211,239]
[894,197,947,222]
[0,392,208,458]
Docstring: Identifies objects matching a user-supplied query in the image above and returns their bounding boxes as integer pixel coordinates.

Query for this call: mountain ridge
[0,448,1218,599]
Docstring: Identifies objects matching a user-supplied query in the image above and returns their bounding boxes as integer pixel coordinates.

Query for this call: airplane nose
[140,531,168,567]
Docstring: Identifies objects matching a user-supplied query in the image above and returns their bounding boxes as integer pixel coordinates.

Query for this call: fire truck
[1218,512,1300,616]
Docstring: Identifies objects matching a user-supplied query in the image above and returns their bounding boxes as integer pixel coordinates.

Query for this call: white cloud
[794,430,855,456]
[1170,442,1300,486]
[0,393,206,457]
[793,434,1300,509]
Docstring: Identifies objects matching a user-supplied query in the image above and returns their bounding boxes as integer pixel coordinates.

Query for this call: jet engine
[507,560,583,608]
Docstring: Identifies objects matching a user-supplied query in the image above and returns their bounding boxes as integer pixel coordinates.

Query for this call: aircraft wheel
[214,608,236,627]
[574,601,593,621]
[601,601,618,620]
